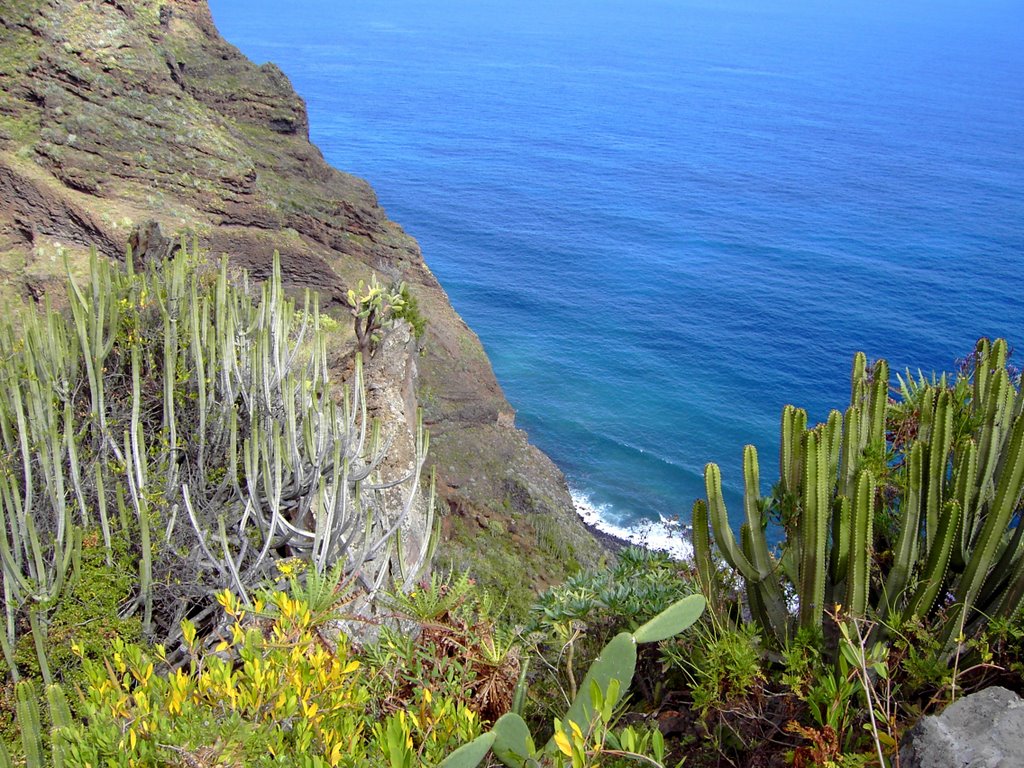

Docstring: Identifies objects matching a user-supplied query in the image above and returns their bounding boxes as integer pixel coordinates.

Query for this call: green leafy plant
[393,283,427,342]
[373,688,484,767]
[526,548,695,717]
[347,275,421,359]
[50,578,491,768]
[366,572,520,726]
[483,593,706,768]
[666,621,764,719]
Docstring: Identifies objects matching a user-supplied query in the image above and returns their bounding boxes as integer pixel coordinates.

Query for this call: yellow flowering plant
[60,585,370,768]
[53,577,494,768]
[373,687,484,767]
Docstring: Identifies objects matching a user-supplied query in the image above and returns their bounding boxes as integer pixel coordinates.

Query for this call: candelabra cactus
[693,339,1024,654]
[0,246,433,681]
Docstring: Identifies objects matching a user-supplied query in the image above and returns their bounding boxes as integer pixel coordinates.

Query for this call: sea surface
[209,0,1024,557]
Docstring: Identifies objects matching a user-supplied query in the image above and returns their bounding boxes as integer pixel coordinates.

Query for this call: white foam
[571,489,694,561]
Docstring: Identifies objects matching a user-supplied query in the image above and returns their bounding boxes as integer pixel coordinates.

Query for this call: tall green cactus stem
[779,404,807,504]
[691,498,716,596]
[880,441,923,616]
[866,359,889,453]
[943,407,1024,645]
[704,455,788,641]
[15,680,44,768]
[698,339,1024,657]
[924,390,954,555]
[798,429,829,632]
[47,684,73,768]
[901,500,960,622]
[845,470,875,617]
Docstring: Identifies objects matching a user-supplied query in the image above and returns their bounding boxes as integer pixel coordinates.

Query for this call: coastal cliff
[0,0,602,602]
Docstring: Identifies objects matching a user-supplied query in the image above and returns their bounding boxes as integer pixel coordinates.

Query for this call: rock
[127,220,176,265]
[899,686,1024,768]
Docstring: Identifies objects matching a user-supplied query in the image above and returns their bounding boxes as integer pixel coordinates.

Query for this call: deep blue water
[209,0,1024,552]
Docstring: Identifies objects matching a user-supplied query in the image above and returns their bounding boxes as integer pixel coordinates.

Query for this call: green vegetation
[694,339,1024,652]
[486,592,705,768]
[14,575,490,768]
[683,339,1024,765]
[348,274,427,359]
[0,246,431,688]
[2,243,1023,767]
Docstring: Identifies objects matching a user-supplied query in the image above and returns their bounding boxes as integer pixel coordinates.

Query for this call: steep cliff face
[0,0,602,599]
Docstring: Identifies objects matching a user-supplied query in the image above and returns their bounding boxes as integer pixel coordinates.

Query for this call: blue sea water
[209,0,1024,553]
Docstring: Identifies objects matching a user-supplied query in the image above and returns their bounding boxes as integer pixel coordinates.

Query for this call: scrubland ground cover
[2,249,1023,767]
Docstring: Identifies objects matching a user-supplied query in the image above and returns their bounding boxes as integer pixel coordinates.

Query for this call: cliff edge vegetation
[0,0,603,608]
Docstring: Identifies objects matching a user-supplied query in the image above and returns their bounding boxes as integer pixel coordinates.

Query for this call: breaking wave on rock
[572,489,694,561]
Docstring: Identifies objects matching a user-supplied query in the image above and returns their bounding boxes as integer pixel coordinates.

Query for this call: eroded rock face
[899,686,1024,768]
[0,0,602,590]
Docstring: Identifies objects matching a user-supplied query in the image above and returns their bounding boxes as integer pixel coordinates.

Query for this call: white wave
[571,489,694,561]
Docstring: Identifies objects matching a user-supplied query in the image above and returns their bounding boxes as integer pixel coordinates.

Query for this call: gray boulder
[900,686,1024,768]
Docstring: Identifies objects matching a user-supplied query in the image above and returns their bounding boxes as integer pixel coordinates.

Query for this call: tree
[348,275,408,360]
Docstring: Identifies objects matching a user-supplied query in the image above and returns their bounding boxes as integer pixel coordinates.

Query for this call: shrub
[56,578,481,768]
[0,247,433,684]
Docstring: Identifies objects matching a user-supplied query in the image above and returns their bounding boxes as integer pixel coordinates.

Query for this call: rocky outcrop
[0,0,603,595]
[899,686,1024,768]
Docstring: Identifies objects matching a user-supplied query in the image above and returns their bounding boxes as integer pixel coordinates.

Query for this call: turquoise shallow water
[210,0,1024,553]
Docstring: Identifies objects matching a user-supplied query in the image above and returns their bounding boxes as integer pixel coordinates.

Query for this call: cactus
[1,245,435,677]
[704,455,789,641]
[693,339,1024,656]
[633,589,708,643]
[492,712,539,767]
[4,681,72,768]
[481,593,705,768]
[47,684,73,768]
[15,680,44,768]
[439,732,498,768]
[555,631,638,750]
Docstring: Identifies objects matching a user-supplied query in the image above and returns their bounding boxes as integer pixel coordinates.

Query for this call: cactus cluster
[0,247,433,681]
[693,339,1024,653]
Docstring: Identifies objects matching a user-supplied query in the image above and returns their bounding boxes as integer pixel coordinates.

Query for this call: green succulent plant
[693,339,1024,655]
[446,593,705,767]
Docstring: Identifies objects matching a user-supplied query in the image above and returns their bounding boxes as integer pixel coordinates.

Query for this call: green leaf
[631,594,706,643]
[602,678,620,722]
[652,728,666,762]
[438,732,496,768]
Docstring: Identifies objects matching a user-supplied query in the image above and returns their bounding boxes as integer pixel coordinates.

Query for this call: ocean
[209,0,1024,556]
